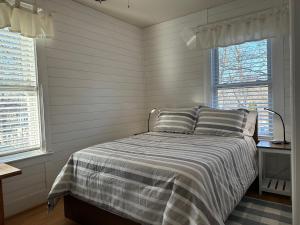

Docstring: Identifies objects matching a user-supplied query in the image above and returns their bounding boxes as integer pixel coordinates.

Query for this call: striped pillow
[238,109,258,137]
[195,108,246,138]
[153,107,198,134]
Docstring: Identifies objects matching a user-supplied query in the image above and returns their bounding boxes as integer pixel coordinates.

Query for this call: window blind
[212,39,273,137]
[0,29,41,156]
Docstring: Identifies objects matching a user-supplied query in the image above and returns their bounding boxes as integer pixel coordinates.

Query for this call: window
[212,39,273,137]
[0,29,41,156]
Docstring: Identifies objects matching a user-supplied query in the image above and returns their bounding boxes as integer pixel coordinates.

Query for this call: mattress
[48,132,258,225]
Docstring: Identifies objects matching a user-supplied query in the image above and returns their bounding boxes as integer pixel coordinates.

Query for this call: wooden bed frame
[64,120,259,225]
[64,195,140,225]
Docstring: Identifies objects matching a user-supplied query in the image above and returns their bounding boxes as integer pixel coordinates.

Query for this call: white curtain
[184,2,289,49]
[0,0,53,38]
[0,2,11,28]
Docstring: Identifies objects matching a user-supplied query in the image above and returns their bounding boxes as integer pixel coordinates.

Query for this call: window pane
[217,40,269,85]
[0,29,41,156]
[0,91,41,154]
[0,29,37,87]
[212,39,272,137]
[215,86,272,137]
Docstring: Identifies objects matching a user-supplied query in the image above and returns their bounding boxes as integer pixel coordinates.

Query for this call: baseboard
[4,190,47,217]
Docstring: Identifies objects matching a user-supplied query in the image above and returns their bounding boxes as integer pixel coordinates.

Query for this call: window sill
[0,150,53,164]
[258,136,273,141]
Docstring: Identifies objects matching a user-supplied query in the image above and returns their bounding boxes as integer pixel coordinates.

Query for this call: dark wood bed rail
[64,195,140,225]
[253,117,259,144]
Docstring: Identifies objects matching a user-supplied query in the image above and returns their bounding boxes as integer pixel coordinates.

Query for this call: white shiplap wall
[2,0,146,217]
[292,1,300,224]
[144,0,291,139]
[144,10,208,109]
[1,0,292,218]
[144,0,291,181]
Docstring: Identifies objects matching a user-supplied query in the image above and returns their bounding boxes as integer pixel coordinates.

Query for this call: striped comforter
[48,132,258,225]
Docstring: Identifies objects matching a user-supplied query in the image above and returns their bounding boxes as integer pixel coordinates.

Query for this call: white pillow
[243,111,258,136]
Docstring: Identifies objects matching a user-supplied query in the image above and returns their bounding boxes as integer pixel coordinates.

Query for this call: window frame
[211,39,274,138]
[35,38,50,154]
[0,30,48,157]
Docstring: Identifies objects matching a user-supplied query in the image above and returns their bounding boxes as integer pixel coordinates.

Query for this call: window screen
[212,40,273,137]
[0,29,41,156]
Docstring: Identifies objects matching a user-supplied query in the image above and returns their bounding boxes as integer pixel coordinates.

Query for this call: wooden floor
[246,191,291,205]
[5,200,78,225]
[5,192,291,225]
[246,179,292,205]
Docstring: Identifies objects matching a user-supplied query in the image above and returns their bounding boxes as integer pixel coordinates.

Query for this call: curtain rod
[2,0,55,14]
[192,1,287,32]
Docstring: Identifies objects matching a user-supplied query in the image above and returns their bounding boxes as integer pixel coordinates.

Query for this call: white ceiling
[73,0,234,28]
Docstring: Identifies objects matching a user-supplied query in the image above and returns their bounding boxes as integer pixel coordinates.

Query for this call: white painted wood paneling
[207,0,282,23]
[1,0,292,219]
[291,0,300,224]
[144,0,292,190]
[2,0,145,217]
[144,11,207,109]
[144,0,291,139]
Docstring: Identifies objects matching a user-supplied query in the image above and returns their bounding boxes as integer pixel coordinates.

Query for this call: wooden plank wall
[0,0,292,218]
[2,0,146,217]
[143,0,291,137]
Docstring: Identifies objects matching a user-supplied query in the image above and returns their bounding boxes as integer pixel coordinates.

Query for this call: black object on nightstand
[264,108,289,144]
[257,140,291,196]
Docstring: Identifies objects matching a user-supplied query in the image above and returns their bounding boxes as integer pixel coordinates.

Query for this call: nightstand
[257,141,291,196]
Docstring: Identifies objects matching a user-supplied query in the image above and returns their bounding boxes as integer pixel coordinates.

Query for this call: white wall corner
[290,0,300,224]
[271,37,286,141]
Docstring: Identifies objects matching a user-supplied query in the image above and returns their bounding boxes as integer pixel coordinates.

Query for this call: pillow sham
[238,109,258,136]
[194,108,246,138]
[153,107,198,134]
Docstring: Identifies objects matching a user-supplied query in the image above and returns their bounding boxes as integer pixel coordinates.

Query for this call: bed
[48,130,258,225]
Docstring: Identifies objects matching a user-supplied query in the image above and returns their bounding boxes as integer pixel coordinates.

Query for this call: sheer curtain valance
[0,0,53,38]
[183,2,289,49]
